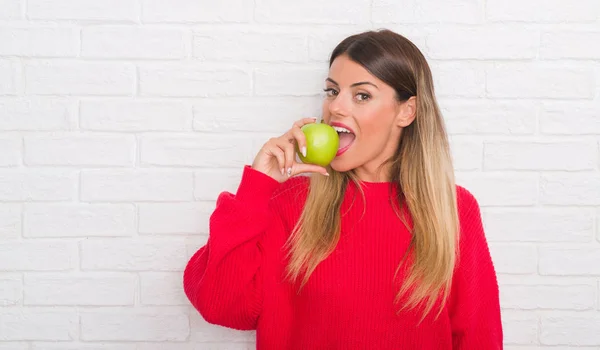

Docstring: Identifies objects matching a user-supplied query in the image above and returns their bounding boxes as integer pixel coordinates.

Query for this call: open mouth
[331,124,356,156]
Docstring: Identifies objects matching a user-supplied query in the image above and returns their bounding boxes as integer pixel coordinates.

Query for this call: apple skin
[297,122,339,167]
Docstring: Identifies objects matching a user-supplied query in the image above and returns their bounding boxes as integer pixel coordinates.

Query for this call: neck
[354,162,392,183]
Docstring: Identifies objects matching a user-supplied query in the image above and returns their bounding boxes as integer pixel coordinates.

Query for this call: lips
[330,122,355,156]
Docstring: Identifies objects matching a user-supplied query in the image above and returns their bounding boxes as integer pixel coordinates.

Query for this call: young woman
[184,29,503,349]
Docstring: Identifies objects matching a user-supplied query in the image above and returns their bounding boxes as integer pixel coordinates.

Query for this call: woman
[184,29,503,349]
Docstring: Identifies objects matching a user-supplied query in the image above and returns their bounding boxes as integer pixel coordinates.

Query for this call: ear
[395,96,417,128]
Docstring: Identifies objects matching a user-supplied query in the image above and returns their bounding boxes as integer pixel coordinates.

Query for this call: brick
[190,311,255,342]
[487,0,600,22]
[502,311,539,345]
[0,136,21,166]
[142,0,252,23]
[28,0,138,21]
[32,344,135,350]
[193,96,320,133]
[373,0,483,24]
[0,59,18,95]
[80,99,192,132]
[0,274,21,306]
[0,0,22,20]
[483,208,594,243]
[138,202,213,234]
[501,284,596,310]
[255,66,326,96]
[24,134,135,166]
[81,238,188,271]
[81,170,193,202]
[0,170,76,201]
[139,64,251,97]
[140,135,256,168]
[541,315,600,345]
[0,343,28,350]
[503,347,600,350]
[82,27,186,59]
[309,28,392,62]
[484,141,596,171]
[195,170,241,201]
[0,310,77,341]
[540,174,600,206]
[430,62,485,98]
[256,0,370,24]
[455,173,538,206]
[25,60,135,96]
[24,204,136,237]
[0,27,78,57]
[597,209,600,242]
[0,204,21,239]
[24,273,135,306]
[486,63,595,99]
[80,309,189,341]
[428,26,538,59]
[194,30,308,62]
[489,244,537,274]
[140,272,188,305]
[440,99,536,135]
[540,102,600,135]
[541,31,600,59]
[540,248,600,276]
[0,98,73,131]
[449,138,482,170]
[0,241,76,271]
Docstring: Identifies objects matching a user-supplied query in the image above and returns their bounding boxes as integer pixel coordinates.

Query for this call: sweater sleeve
[449,187,503,349]
[183,165,282,330]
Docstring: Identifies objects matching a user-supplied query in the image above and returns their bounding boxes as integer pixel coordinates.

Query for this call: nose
[327,92,350,118]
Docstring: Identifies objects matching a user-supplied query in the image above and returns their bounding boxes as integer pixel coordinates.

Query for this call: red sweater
[184,166,503,349]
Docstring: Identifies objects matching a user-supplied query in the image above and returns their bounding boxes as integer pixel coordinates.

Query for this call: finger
[291,163,329,177]
[289,124,308,158]
[280,141,296,177]
[293,117,318,129]
[264,143,286,176]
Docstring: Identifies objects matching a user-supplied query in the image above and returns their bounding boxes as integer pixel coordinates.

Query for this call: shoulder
[455,184,485,237]
[455,185,481,217]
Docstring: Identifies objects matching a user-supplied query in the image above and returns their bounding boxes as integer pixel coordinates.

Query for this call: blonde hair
[284,29,460,321]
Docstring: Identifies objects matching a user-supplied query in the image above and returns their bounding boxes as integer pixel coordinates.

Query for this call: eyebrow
[326,78,379,89]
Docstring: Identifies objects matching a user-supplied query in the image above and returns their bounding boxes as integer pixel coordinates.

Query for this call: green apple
[297,122,339,167]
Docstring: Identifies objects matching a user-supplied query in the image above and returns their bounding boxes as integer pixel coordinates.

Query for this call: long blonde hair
[284,29,459,320]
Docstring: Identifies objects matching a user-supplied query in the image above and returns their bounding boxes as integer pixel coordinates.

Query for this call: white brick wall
[0,0,598,348]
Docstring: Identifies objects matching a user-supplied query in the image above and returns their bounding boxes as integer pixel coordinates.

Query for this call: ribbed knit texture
[184,166,503,349]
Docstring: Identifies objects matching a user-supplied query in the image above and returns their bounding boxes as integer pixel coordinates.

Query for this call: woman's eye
[323,88,338,97]
[356,93,371,101]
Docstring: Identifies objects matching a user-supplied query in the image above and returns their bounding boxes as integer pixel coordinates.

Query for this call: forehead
[328,55,380,85]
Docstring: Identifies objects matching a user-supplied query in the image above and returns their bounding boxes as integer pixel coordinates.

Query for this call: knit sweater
[184,166,503,349]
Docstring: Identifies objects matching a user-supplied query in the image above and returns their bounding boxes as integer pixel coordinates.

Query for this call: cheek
[356,103,394,137]
[321,100,332,121]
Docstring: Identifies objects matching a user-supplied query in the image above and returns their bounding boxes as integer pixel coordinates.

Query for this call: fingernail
[301,146,306,157]
[287,168,292,177]
[281,168,284,176]
[323,172,329,176]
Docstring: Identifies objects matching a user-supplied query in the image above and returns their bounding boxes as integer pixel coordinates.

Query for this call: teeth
[332,126,352,133]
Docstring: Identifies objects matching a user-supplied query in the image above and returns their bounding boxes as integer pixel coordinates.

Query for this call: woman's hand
[251,118,329,183]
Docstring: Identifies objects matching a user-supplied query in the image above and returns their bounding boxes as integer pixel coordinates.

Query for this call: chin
[329,158,355,173]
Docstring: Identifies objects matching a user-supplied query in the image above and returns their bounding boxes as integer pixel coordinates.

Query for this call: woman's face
[321,54,415,182]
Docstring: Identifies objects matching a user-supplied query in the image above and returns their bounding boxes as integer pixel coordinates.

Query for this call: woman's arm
[183,166,282,330]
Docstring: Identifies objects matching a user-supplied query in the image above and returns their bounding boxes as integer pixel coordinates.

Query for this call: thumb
[291,163,329,177]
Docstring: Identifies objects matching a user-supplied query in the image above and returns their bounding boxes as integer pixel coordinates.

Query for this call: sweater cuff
[234,165,280,209]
